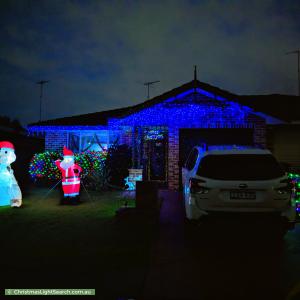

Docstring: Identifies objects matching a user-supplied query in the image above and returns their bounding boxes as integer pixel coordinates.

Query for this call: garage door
[179,128,254,187]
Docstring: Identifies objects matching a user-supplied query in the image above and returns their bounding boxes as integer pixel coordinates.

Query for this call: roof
[28,79,300,127]
[29,80,239,127]
[28,106,133,126]
[238,94,300,122]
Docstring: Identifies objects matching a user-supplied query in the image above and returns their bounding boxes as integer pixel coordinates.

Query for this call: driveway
[143,190,300,300]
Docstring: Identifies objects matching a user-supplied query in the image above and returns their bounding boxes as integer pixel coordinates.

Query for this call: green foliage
[29,151,107,185]
[29,145,131,190]
[29,151,61,181]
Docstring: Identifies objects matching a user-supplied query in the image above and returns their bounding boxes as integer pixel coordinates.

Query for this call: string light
[29,151,107,181]
[28,125,106,133]
[288,172,300,216]
[144,129,165,140]
[109,93,255,128]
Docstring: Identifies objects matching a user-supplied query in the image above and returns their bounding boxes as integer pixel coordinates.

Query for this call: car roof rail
[206,145,258,151]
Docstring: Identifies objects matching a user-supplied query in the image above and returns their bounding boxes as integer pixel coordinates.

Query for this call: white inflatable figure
[124,176,135,191]
[0,141,22,207]
[124,174,143,191]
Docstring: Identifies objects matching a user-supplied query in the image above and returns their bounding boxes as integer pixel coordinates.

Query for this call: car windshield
[197,154,285,180]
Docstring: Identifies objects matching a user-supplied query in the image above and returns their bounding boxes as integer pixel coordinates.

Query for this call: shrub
[29,151,61,182]
[29,146,131,190]
[104,144,132,188]
[29,151,107,185]
[84,144,132,190]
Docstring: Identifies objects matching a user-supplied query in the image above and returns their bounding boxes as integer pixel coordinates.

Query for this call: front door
[145,139,167,181]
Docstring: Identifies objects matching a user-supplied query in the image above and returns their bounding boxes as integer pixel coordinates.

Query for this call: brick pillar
[119,127,133,146]
[168,127,179,190]
[253,120,266,148]
[45,131,68,152]
[246,114,266,148]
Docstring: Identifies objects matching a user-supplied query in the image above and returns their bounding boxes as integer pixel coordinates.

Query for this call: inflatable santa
[0,141,22,207]
[55,146,82,202]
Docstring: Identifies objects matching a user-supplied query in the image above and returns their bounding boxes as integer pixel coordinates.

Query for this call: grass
[0,187,156,299]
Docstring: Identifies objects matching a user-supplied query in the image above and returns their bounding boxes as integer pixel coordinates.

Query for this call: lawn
[0,186,157,299]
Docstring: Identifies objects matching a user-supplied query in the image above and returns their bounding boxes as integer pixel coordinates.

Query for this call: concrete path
[143,190,286,300]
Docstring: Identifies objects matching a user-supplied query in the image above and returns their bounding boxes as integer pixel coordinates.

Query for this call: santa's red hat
[0,141,15,150]
[63,146,74,157]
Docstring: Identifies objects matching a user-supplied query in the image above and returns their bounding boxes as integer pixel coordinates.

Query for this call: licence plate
[230,191,256,200]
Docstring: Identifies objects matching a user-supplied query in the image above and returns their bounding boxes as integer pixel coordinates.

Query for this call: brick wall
[43,114,266,191]
[119,127,133,147]
[45,131,68,152]
[168,127,180,190]
[247,115,266,148]
[253,121,266,148]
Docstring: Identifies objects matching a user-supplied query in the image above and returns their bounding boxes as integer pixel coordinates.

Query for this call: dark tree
[0,116,24,132]
[105,144,132,188]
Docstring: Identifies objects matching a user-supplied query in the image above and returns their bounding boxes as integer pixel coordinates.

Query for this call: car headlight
[275,187,291,195]
[189,178,210,194]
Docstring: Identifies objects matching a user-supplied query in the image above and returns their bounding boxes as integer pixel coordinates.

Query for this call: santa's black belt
[63,176,80,179]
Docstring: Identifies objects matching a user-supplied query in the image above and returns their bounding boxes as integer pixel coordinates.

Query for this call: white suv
[182,145,295,222]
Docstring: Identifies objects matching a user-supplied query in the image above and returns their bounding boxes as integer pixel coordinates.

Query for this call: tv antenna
[286,49,300,96]
[36,80,49,121]
[144,80,160,99]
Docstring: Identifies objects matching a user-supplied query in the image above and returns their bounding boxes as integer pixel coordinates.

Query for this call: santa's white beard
[60,160,74,170]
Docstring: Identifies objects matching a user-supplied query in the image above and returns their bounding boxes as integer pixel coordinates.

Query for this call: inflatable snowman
[0,141,22,207]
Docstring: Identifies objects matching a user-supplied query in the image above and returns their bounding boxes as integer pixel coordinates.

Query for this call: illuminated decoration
[28,88,256,134]
[27,125,106,134]
[288,172,300,181]
[288,172,300,191]
[55,146,82,198]
[288,173,300,216]
[295,192,300,216]
[124,177,135,190]
[0,141,22,207]
[294,199,300,218]
[124,169,143,190]
[29,150,106,182]
[144,129,164,141]
[108,89,254,128]
[29,151,61,181]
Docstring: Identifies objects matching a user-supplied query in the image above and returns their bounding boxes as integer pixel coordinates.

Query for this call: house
[28,73,300,190]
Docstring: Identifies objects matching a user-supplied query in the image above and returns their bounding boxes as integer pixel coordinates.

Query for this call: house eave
[251,112,286,125]
[27,125,108,133]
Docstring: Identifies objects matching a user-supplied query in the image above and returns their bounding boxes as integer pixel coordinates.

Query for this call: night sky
[0,0,299,126]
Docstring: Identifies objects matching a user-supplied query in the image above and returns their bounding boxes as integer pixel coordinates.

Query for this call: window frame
[68,131,110,153]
